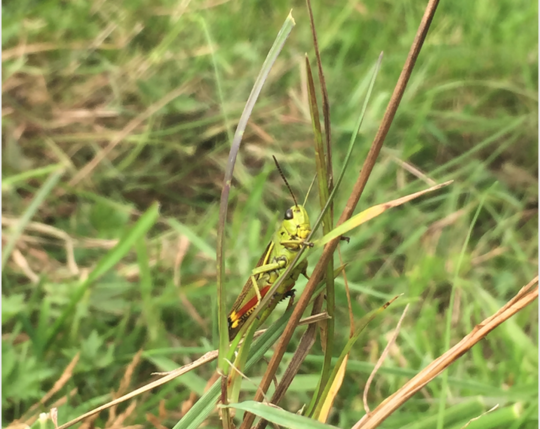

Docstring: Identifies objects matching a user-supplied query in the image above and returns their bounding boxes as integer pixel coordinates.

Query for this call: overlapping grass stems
[3,0,537,427]
[220,0,440,426]
[213,0,536,428]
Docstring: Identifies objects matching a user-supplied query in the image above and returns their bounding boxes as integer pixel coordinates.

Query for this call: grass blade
[2,168,64,268]
[305,54,336,408]
[437,192,487,429]
[196,15,233,144]
[2,163,64,191]
[317,181,453,247]
[216,11,296,373]
[226,401,340,429]
[306,0,333,186]
[167,218,216,260]
[135,236,160,343]
[311,297,400,418]
[308,52,383,240]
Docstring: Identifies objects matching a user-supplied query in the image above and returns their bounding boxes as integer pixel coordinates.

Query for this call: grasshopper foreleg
[249,257,287,304]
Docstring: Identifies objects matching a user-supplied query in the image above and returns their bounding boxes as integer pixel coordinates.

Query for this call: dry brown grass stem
[386,152,436,186]
[11,248,39,284]
[2,216,79,275]
[354,276,538,429]
[56,350,219,429]
[362,305,409,416]
[461,404,500,429]
[19,353,80,424]
[106,350,143,427]
[2,42,128,61]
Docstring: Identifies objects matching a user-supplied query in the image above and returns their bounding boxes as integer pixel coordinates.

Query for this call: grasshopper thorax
[279,204,311,248]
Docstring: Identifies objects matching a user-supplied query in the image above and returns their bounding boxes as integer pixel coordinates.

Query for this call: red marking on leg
[237,285,271,319]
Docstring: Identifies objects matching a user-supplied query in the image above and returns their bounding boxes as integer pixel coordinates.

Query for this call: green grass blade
[306,0,333,186]
[309,53,383,236]
[305,55,329,214]
[172,379,221,429]
[196,15,233,144]
[305,54,335,407]
[86,202,160,284]
[216,11,296,372]
[227,320,258,403]
[330,53,383,205]
[2,168,64,268]
[310,297,398,418]
[436,192,488,429]
[2,163,65,191]
[225,401,340,429]
[446,403,524,429]
[167,218,216,260]
[316,181,453,246]
[135,236,160,344]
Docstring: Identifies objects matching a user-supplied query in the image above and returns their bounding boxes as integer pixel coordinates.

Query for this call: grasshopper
[227,157,312,340]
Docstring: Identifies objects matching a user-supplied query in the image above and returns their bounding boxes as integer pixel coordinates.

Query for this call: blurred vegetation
[2,0,537,428]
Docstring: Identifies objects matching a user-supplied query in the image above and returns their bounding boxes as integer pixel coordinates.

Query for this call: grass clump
[2,1,537,428]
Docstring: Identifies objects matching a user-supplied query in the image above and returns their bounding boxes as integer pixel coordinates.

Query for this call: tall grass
[2,0,537,428]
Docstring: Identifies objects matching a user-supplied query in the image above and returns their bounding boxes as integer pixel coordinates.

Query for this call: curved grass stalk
[214,12,295,428]
[216,11,295,373]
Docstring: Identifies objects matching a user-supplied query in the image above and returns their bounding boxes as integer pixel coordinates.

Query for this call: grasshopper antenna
[272,155,298,207]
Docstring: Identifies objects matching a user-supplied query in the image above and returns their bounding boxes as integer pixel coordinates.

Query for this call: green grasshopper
[227,157,313,340]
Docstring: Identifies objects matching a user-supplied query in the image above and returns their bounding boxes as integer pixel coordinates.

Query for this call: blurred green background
[2,0,537,428]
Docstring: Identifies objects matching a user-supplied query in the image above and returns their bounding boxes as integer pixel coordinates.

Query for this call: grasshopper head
[282,204,311,247]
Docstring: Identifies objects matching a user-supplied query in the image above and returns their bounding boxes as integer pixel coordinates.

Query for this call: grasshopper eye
[284,208,294,220]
